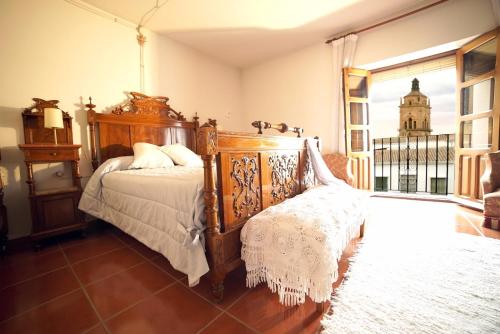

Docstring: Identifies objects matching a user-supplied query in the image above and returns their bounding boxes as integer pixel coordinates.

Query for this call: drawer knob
[50,152,57,156]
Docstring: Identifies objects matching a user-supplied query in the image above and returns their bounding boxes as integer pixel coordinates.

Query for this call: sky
[370,67,456,139]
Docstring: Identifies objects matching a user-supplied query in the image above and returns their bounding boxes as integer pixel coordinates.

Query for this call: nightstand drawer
[25,149,78,161]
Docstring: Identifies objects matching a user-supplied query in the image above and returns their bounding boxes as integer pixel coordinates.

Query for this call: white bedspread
[241,184,368,306]
[79,157,208,286]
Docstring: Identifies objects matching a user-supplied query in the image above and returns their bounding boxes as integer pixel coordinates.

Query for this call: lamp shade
[44,108,64,129]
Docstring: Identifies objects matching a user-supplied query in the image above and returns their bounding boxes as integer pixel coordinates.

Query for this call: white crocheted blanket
[241,184,368,306]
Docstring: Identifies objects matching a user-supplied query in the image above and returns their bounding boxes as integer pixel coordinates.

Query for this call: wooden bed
[86,92,316,301]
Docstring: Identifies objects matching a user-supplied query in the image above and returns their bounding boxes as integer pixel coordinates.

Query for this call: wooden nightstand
[19,98,87,248]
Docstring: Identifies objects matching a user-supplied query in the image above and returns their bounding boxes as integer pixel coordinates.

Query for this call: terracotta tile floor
[0,198,497,334]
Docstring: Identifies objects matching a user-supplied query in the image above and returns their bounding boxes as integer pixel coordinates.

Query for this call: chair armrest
[481,174,495,195]
[322,153,354,186]
[481,151,500,195]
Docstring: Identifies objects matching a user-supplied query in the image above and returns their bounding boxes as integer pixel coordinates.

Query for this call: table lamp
[44,108,64,144]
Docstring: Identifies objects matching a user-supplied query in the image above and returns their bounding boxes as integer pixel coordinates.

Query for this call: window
[375,177,388,191]
[430,177,447,194]
[399,175,417,192]
[370,54,456,140]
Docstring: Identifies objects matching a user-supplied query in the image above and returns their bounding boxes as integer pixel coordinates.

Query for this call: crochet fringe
[242,215,363,307]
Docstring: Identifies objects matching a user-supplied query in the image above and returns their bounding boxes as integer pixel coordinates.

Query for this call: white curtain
[306,138,347,187]
[331,34,358,153]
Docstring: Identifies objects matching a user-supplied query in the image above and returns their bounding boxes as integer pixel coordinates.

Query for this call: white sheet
[79,157,208,286]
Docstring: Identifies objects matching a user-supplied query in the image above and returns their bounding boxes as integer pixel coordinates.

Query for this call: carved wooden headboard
[86,92,199,170]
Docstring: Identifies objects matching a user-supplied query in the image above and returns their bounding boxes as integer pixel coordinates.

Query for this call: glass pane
[399,175,417,193]
[431,178,447,195]
[350,103,369,125]
[463,37,497,81]
[351,129,369,152]
[461,78,494,115]
[461,117,492,148]
[349,75,368,98]
[375,177,388,192]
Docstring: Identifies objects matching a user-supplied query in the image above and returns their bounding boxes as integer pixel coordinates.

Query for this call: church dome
[399,78,432,137]
[401,78,429,106]
[405,78,427,96]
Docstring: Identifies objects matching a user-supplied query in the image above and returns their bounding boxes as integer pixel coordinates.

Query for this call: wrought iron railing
[373,134,455,195]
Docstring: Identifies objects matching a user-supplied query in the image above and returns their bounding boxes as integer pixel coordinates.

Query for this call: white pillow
[160,143,203,167]
[128,142,175,169]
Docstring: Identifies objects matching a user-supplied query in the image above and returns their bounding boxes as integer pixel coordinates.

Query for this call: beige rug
[321,233,500,334]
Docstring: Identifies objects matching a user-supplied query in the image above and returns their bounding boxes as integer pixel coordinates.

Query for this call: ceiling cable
[63,0,136,28]
[136,0,168,92]
[138,0,169,29]
[64,0,169,93]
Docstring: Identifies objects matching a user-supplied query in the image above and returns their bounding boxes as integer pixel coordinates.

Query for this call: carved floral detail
[23,98,70,118]
[111,92,186,120]
[268,153,298,204]
[303,150,315,188]
[230,156,260,219]
[206,130,217,154]
[198,125,217,155]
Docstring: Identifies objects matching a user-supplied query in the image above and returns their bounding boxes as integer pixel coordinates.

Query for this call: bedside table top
[18,144,81,150]
[18,144,81,163]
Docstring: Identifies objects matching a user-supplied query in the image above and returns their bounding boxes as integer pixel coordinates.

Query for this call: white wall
[154,36,242,130]
[354,0,497,67]
[241,43,334,147]
[0,0,243,239]
[241,0,497,153]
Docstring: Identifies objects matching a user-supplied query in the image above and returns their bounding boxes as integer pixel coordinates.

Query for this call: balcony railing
[373,134,455,195]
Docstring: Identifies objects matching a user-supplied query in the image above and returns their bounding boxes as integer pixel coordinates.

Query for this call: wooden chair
[481,150,500,230]
[322,153,354,186]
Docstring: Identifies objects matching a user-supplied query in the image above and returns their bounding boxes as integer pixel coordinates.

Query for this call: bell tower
[399,78,432,137]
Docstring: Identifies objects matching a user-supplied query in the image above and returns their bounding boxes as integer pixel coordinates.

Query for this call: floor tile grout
[0,247,62,268]
[195,311,225,334]
[458,211,485,237]
[222,307,261,334]
[4,200,489,333]
[66,244,126,266]
[0,287,81,325]
[0,264,69,291]
[116,233,185,283]
[117,230,260,334]
[58,243,112,334]
[224,289,259,333]
[110,226,270,333]
[102,281,177,323]
[81,323,104,334]
[83,260,146,287]
[196,285,257,334]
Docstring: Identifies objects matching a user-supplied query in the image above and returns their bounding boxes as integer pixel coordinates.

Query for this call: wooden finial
[85,97,96,111]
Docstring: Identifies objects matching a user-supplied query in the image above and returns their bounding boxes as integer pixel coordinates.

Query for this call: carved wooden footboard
[198,124,317,301]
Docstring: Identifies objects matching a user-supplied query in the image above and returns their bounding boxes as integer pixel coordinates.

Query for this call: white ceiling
[82,0,434,68]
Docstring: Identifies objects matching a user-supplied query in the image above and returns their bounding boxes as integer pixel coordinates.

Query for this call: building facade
[373,134,455,195]
[399,78,432,137]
